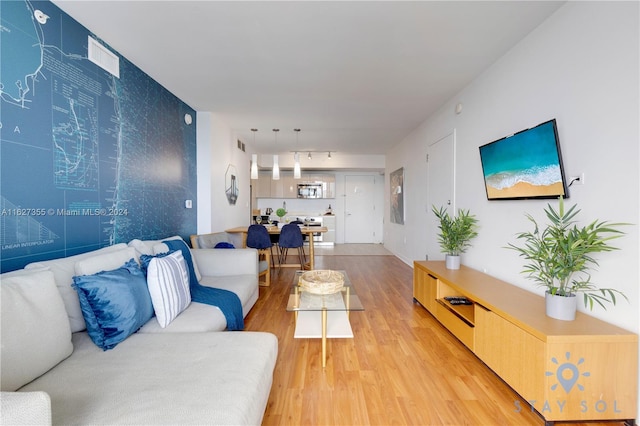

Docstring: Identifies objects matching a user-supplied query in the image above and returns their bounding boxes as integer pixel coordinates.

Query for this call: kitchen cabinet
[269,176,284,198]
[322,215,336,243]
[323,175,335,198]
[255,172,289,198]
[256,172,335,199]
[281,175,297,198]
[301,173,335,199]
[413,261,638,424]
[255,172,272,198]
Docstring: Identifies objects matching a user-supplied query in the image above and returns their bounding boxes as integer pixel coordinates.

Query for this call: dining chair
[246,224,273,286]
[278,223,306,268]
[269,221,280,266]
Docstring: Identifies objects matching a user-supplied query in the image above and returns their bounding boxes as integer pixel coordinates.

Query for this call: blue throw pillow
[214,242,235,249]
[72,259,154,350]
[139,250,176,277]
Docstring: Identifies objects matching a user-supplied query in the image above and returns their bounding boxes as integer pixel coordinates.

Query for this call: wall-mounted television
[479,119,569,200]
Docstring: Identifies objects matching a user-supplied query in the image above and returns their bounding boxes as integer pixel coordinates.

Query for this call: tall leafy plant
[432,206,479,256]
[507,197,628,310]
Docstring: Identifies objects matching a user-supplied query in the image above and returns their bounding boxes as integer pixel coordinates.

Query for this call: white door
[426,131,455,260]
[344,175,376,243]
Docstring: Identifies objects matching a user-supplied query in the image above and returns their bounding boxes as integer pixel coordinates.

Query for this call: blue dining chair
[278,223,306,268]
[246,224,272,286]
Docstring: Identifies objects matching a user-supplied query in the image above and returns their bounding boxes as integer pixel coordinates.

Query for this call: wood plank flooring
[244,254,627,426]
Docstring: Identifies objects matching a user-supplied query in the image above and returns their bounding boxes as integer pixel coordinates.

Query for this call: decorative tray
[299,270,345,295]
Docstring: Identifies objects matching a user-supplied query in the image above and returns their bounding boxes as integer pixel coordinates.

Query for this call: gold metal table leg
[322,309,327,368]
[309,238,315,270]
[294,285,299,324]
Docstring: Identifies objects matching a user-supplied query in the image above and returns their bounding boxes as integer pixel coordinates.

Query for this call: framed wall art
[390,167,404,224]
[225,164,239,205]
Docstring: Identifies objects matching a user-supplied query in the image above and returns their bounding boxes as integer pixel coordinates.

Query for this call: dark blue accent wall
[0,0,197,272]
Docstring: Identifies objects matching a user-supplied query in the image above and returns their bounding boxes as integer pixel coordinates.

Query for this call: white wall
[196,112,251,233]
[385,2,639,415]
[386,2,639,330]
[387,3,640,416]
[196,112,212,233]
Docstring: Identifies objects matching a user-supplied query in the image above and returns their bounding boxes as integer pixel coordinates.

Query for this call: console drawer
[435,301,474,350]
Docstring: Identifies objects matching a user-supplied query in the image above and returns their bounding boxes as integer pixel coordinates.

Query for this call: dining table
[225,225,327,270]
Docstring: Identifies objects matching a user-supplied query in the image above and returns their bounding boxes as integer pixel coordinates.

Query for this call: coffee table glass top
[286,270,364,312]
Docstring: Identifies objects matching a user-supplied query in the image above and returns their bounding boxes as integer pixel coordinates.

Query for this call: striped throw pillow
[146,251,191,328]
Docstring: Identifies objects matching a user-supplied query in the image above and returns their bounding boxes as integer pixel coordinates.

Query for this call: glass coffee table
[286,270,364,368]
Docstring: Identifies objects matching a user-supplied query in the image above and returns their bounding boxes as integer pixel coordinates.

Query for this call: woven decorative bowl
[299,270,344,295]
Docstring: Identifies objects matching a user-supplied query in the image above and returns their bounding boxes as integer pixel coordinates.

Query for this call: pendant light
[293,128,301,179]
[250,129,258,179]
[272,129,280,180]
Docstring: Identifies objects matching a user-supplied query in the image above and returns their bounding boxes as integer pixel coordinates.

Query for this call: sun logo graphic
[546,352,591,393]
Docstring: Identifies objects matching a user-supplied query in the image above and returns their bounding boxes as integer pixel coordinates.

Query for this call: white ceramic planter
[445,255,460,270]
[545,291,577,321]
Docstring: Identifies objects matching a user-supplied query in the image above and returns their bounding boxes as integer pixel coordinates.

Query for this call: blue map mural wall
[0,0,197,272]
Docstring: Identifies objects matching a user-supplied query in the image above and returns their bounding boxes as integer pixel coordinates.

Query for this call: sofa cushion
[193,232,231,249]
[138,301,227,333]
[144,251,191,328]
[0,391,52,425]
[72,259,154,350]
[24,243,129,332]
[1,269,73,391]
[74,247,138,276]
[199,275,258,317]
[19,331,278,425]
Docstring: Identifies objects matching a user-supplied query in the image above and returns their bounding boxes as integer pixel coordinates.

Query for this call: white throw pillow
[152,238,202,282]
[1,270,73,391]
[146,251,191,328]
[129,235,183,257]
[24,243,129,332]
[74,247,137,276]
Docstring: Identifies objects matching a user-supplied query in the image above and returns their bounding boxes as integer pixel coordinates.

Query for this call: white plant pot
[545,291,577,321]
[445,255,460,270]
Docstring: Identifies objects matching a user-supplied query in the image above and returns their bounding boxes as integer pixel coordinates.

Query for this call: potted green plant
[276,208,287,228]
[507,197,628,321]
[432,206,479,269]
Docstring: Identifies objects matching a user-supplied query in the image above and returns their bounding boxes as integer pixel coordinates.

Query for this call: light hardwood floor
[244,254,627,426]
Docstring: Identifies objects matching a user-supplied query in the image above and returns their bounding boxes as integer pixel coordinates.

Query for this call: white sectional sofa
[0,237,278,425]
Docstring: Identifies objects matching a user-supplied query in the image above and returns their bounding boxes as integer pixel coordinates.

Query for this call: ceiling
[51,1,564,156]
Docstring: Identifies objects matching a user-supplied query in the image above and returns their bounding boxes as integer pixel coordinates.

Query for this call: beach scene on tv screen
[480,121,565,199]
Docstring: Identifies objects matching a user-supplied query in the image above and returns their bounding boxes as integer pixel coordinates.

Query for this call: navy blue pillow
[214,242,235,249]
[72,259,154,350]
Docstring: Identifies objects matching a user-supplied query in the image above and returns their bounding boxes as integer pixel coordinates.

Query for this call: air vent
[88,36,119,78]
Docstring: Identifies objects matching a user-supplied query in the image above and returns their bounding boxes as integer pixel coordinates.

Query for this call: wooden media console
[413,261,637,425]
